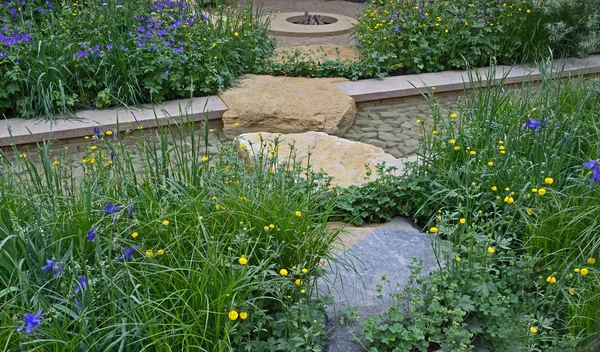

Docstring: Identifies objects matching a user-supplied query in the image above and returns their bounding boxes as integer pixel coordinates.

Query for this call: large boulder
[220,75,356,138]
[237,132,413,188]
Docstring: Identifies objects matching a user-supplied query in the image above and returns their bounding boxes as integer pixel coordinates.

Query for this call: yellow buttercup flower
[429,227,438,233]
[544,177,553,185]
[162,220,170,226]
[269,224,275,229]
[531,188,538,193]
[568,288,575,296]
[450,113,457,118]
[487,161,494,167]
[538,188,546,196]
[455,256,461,262]
[280,269,288,276]
[454,146,461,151]
[106,130,113,136]
[295,279,302,286]
[416,119,422,124]
[459,218,466,224]
[530,327,537,334]
[487,247,495,254]
[587,257,596,265]
[526,208,533,216]
[574,268,580,273]
[202,156,209,162]
[470,151,476,155]
[546,275,557,284]
[295,211,302,217]
[157,249,165,255]
[239,312,248,320]
[239,255,248,265]
[52,160,60,166]
[131,232,139,238]
[263,225,269,231]
[580,268,589,276]
[301,268,308,273]
[503,196,514,204]
[228,310,239,320]
[146,249,154,258]
[491,186,497,191]
[449,139,455,144]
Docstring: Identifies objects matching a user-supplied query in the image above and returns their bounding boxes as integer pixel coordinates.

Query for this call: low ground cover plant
[334,68,600,350]
[0,121,337,351]
[0,0,274,118]
[355,0,599,74]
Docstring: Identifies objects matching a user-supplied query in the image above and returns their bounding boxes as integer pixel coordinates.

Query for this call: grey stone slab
[317,217,439,352]
[376,123,394,132]
[0,96,227,147]
[360,138,387,149]
[377,132,400,142]
[335,55,600,102]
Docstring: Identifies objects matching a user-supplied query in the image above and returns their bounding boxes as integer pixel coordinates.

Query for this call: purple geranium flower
[74,275,87,294]
[17,309,43,334]
[41,259,64,276]
[87,228,96,242]
[117,246,140,261]
[164,70,168,77]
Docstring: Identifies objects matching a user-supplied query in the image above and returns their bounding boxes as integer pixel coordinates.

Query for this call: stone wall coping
[2,55,599,148]
[0,96,227,147]
[335,55,600,102]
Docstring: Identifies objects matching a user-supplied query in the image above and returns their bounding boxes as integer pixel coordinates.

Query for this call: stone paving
[344,92,462,158]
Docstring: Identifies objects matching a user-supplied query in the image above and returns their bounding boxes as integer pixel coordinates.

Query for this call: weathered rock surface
[220,75,356,138]
[237,131,414,188]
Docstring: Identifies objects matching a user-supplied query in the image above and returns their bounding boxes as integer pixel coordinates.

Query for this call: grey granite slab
[317,217,440,352]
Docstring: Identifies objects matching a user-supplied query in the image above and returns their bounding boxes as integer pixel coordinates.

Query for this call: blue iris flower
[17,309,43,334]
[101,202,121,215]
[74,275,87,294]
[127,204,135,215]
[117,246,140,261]
[41,259,64,276]
[87,228,96,242]
[524,118,546,131]
[583,159,600,183]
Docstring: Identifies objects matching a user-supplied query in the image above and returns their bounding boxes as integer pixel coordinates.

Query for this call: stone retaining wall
[1,120,227,176]
[346,92,461,158]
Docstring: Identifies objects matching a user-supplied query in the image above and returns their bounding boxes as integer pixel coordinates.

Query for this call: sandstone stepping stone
[317,218,439,352]
[220,75,356,138]
[271,45,358,63]
[236,131,414,188]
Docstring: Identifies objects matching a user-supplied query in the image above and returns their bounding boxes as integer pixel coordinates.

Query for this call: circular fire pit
[269,12,355,37]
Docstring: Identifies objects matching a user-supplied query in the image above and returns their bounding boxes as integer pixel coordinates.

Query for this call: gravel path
[246,0,363,47]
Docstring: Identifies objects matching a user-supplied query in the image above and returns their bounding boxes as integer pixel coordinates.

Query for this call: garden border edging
[1,54,599,148]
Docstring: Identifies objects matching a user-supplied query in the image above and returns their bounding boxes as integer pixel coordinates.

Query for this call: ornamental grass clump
[0,0,274,119]
[0,117,337,350]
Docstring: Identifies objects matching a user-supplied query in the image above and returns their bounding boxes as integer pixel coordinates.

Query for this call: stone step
[319,217,439,352]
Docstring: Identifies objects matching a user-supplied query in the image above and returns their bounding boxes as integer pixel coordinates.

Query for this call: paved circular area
[269,12,355,37]
[248,0,362,46]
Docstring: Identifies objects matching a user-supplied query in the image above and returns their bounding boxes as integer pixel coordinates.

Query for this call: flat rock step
[319,217,439,351]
